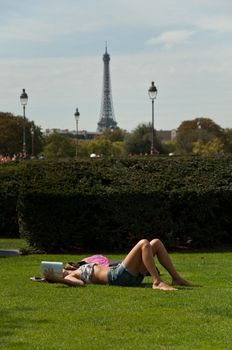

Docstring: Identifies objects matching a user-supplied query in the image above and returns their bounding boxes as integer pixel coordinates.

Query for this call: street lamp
[20,89,28,156]
[148,81,158,155]
[74,108,80,159]
[30,126,35,158]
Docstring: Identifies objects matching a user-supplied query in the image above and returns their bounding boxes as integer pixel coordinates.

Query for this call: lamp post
[20,89,28,156]
[30,126,35,158]
[148,82,158,155]
[196,120,202,154]
[74,108,80,159]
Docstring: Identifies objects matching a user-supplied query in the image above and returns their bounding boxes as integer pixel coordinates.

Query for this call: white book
[41,261,64,278]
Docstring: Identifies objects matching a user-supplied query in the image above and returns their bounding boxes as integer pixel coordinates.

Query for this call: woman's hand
[43,267,58,281]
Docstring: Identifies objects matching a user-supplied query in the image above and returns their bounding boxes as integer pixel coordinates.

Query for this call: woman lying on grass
[44,239,192,291]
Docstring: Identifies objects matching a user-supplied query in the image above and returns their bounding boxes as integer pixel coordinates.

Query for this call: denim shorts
[107,263,144,287]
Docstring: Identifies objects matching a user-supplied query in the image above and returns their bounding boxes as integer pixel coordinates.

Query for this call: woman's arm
[63,275,85,287]
[44,268,85,287]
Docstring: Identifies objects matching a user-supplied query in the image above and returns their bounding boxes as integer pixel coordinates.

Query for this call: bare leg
[150,239,192,286]
[122,239,176,291]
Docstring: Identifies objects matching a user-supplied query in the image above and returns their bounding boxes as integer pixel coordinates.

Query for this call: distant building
[157,129,176,141]
[44,128,99,140]
[44,128,176,142]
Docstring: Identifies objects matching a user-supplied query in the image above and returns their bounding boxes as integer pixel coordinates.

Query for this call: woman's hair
[64,261,87,270]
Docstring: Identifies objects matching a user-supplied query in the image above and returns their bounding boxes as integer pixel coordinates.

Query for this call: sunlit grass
[0,238,27,250]
[1,243,232,349]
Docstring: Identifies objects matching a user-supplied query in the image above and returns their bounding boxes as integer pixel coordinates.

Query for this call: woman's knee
[137,239,150,248]
[150,238,162,249]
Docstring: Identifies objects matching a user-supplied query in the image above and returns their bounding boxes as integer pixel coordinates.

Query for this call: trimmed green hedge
[0,163,21,237]
[15,157,232,252]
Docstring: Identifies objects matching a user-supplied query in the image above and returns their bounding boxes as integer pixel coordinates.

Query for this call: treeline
[1,156,232,252]
[1,112,232,159]
[41,118,232,158]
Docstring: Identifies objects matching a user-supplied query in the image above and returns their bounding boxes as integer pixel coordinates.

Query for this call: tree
[161,140,177,155]
[192,138,224,156]
[87,137,113,156]
[43,133,75,159]
[111,141,124,157]
[176,117,224,154]
[0,112,43,156]
[102,127,127,142]
[76,140,91,157]
[74,137,124,158]
[86,136,124,157]
[124,123,163,155]
[223,128,232,153]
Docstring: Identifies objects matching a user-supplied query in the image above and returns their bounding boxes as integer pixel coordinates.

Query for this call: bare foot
[172,277,193,287]
[153,281,177,291]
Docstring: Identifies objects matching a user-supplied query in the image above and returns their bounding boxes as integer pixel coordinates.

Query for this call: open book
[41,261,64,278]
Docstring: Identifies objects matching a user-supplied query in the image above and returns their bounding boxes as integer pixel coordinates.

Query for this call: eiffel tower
[97,44,117,131]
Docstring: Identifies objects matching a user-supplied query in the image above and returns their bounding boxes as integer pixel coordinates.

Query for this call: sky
[0,0,232,132]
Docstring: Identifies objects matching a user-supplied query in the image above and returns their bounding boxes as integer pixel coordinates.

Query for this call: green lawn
[1,241,232,349]
[0,238,27,250]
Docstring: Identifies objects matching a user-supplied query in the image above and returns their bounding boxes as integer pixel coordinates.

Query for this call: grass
[0,238,27,250]
[1,240,232,349]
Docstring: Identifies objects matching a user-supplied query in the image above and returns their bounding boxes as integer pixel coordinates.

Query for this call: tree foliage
[176,117,225,154]
[102,127,126,142]
[43,133,75,159]
[88,136,124,156]
[192,138,224,156]
[161,140,177,155]
[42,133,125,159]
[223,128,232,153]
[0,112,43,156]
[124,123,163,155]
[78,137,124,157]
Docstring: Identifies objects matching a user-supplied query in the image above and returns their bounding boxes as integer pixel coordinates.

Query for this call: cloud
[1,0,232,132]
[197,16,232,33]
[2,40,231,132]
[1,0,231,57]
[0,14,105,44]
[146,30,195,49]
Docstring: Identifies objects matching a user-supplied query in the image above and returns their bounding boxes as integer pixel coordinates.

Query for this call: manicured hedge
[0,163,21,237]
[16,157,232,252]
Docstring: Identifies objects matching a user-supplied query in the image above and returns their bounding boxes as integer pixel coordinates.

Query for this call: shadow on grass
[173,243,232,254]
[0,306,51,348]
[141,282,200,290]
